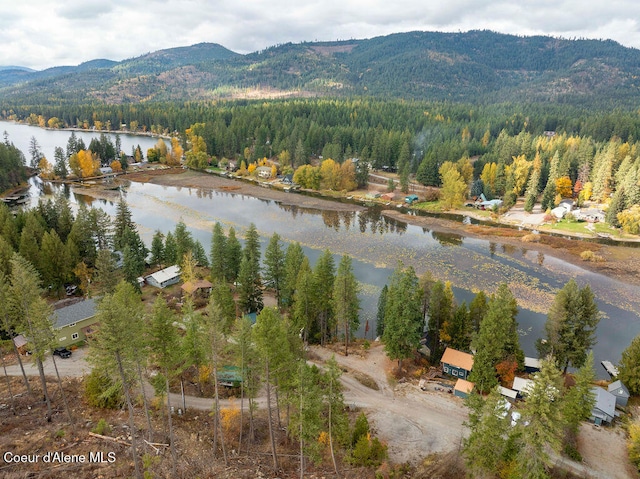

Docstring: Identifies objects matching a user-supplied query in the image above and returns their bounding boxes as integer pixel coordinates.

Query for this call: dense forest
[0,139,28,193]
[3,31,640,106]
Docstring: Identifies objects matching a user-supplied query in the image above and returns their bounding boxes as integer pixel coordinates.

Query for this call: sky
[2,0,640,71]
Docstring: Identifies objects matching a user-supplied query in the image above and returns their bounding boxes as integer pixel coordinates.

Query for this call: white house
[145,265,181,289]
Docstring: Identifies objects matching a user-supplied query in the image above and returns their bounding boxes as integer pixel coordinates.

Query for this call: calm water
[6,121,640,378]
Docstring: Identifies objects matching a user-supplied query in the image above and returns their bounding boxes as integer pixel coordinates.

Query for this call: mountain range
[2,30,640,107]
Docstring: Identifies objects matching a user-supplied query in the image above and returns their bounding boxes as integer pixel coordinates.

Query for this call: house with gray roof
[52,298,99,347]
[608,380,630,407]
[590,387,617,425]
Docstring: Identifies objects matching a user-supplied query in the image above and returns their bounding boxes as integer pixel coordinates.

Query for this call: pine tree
[164,231,177,265]
[538,279,600,373]
[147,296,183,475]
[382,264,424,370]
[618,334,640,395]
[281,242,305,308]
[470,283,523,392]
[150,230,165,267]
[333,255,360,356]
[113,199,135,250]
[225,227,242,283]
[292,257,314,343]
[513,359,565,479]
[238,225,263,314]
[562,352,596,435]
[312,249,335,344]
[427,281,454,363]
[264,233,285,307]
[210,222,227,281]
[376,284,388,339]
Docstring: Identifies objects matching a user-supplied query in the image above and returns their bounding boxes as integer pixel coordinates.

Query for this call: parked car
[53,347,72,359]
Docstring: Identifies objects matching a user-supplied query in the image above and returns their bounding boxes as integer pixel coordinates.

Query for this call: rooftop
[441,347,474,371]
[52,298,98,329]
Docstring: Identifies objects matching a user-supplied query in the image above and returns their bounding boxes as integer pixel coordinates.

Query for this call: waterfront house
[441,347,474,379]
[590,387,617,425]
[608,380,630,407]
[145,265,181,289]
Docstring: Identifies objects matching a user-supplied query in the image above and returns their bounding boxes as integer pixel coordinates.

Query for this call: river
[4,121,640,378]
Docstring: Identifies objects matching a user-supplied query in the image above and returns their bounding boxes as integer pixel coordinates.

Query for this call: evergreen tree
[192,240,209,267]
[89,281,144,479]
[281,242,305,308]
[209,280,237,334]
[376,284,388,339]
[40,229,71,297]
[537,279,600,373]
[113,199,135,250]
[606,186,625,227]
[562,351,596,435]
[210,222,227,281]
[147,296,182,474]
[164,231,178,265]
[382,264,424,369]
[150,230,165,267]
[313,249,335,344]
[618,334,640,395]
[333,255,360,356]
[292,257,315,343]
[94,249,120,296]
[263,233,285,307]
[225,227,242,283]
[427,281,454,363]
[174,220,194,264]
[53,147,68,179]
[513,359,565,479]
[468,290,488,336]
[470,283,523,392]
[463,388,511,476]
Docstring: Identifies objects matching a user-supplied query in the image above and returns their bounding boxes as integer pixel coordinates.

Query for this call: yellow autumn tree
[38,157,54,180]
[555,176,573,198]
[270,164,278,178]
[320,159,341,190]
[110,160,122,172]
[77,150,100,178]
[167,137,183,166]
[339,159,357,191]
[247,163,257,175]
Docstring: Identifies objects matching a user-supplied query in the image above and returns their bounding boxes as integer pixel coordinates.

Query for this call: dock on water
[602,360,619,378]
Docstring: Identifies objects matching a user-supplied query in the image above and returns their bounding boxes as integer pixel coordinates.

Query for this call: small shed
[441,347,474,380]
[404,194,419,205]
[524,357,542,374]
[608,380,630,407]
[498,386,518,401]
[454,378,475,399]
[590,387,617,425]
[181,279,213,297]
[146,265,181,289]
[12,334,29,355]
[512,377,534,398]
[381,192,396,201]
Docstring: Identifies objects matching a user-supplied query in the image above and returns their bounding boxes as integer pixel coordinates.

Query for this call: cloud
[3,0,640,70]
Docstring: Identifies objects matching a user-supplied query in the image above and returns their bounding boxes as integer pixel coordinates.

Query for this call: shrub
[423,187,440,202]
[580,250,605,262]
[92,419,111,436]
[84,369,124,409]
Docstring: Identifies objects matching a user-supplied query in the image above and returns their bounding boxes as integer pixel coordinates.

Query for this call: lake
[5,121,640,378]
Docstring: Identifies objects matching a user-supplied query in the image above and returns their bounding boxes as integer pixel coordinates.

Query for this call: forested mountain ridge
[2,30,640,106]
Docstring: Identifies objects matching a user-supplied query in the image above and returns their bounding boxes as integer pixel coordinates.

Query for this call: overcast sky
[3,0,640,71]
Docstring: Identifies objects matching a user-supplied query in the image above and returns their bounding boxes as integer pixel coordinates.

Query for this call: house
[256,166,272,179]
[454,378,475,399]
[512,377,534,398]
[608,380,630,407]
[574,208,605,223]
[145,265,181,289]
[590,387,617,425]
[478,199,503,210]
[181,279,213,297]
[524,357,542,374]
[441,347,474,380]
[381,192,396,201]
[52,298,99,347]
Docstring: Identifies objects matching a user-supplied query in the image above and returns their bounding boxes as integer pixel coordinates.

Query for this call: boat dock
[602,360,619,378]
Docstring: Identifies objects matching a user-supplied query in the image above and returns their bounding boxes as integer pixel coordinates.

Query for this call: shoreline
[68,168,640,286]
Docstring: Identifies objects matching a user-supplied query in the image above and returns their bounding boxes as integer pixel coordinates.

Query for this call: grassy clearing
[352,371,379,390]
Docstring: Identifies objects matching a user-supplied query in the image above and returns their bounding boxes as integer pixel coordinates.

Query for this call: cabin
[608,380,630,407]
[145,265,181,289]
[498,386,518,401]
[381,192,396,201]
[181,279,213,298]
[52,298,99,347]
[590,387,617,425]
[441,347,474,380]
[256,166,272,179]
[454,378,475,399]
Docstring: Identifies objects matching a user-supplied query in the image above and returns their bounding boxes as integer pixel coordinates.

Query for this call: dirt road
[3,344,634,477]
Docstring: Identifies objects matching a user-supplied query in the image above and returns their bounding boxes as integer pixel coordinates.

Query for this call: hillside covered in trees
[2,30,640,106]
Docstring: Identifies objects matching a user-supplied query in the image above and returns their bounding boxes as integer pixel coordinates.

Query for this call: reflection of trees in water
[431,230,463,246]
[537,251,545,265]
[501,243,516,255]
[489,242,496,257]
